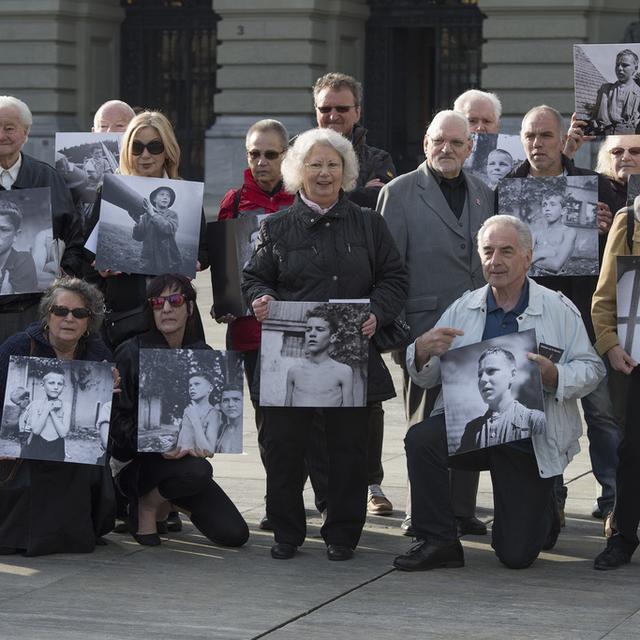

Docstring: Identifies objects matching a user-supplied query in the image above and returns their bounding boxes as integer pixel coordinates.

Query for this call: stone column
[0,0,122,163]
[205,0,369,212]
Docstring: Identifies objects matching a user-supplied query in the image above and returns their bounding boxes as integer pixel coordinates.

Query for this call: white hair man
[393,214,605,572]
[453,89,502,134]
[92,100,135,133]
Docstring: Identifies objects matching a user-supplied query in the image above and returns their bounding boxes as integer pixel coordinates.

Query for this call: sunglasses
[131,140,165,156]
[316,105,357,114]
[609,147,640,156]
[247,150,283,160]
[49,305,92,319]
[148,293,186,310]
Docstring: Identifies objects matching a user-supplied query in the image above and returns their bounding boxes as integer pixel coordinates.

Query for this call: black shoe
[393,539,464,572]
[594,537,632,571]
[131,531,161,547]
[112,520,129,534]
[156,519,169,534]
[327,544,354,561]
[259,514,273,531]
[456,516,487,536]
[166,511,182,532]
[400,516,415,537]
[542,499,562,551]
[271,543,296,559]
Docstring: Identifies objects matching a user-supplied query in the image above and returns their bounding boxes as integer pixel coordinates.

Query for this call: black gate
[364,0,484,174]
[120,0,218,180]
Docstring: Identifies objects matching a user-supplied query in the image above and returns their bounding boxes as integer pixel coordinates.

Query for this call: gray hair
[281,128,359,194]
[521,105,564,136]
[92,100,135,130]
[313,72,362,108]
[453,89,502,120]
[245,119,289,151]
[0,95,32,131]
[426,110,470,139]
[477,215,533,252]
[39,277,105,334]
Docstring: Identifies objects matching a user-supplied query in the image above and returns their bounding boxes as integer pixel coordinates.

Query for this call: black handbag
[360,208,411,353]
[104,305,149,348]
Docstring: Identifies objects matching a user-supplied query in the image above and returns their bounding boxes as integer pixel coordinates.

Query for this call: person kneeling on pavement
[393,215,605,572]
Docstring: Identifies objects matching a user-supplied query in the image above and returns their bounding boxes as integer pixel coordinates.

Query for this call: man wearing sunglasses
[0,95,84,344]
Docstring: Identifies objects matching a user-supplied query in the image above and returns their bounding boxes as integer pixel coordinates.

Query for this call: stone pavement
[0,273,638,640]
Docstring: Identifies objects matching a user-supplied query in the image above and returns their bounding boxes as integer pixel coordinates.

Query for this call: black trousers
[119,454,249,547]
[611,369,640,555]
[405,415,557,569]
[260,406,370,548]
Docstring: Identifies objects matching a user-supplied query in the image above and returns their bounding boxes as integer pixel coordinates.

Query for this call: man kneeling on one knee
[393,215,605,571]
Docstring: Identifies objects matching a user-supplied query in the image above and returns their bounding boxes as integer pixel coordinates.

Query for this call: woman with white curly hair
[242,127,408,562]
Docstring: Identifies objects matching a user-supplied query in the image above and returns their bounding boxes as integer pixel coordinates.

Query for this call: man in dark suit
[378,109,496,536]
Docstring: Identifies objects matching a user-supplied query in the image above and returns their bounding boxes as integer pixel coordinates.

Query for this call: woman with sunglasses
[0,277,116,556]
[109,273,249,548]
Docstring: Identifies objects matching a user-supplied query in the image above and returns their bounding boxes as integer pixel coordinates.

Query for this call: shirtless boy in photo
[531,191,577,275]
[285,308,354,407]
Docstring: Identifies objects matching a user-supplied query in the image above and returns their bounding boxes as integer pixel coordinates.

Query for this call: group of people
[0,66,638,573]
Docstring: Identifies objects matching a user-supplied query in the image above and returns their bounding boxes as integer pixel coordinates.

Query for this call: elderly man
[379,110,495,535]
[92,100,136,133]
[508,104,621,523]
[393,215,605,571]
[0,95,84,342]
[453,89,501,134]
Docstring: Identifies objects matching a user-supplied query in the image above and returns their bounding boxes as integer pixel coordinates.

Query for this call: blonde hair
[119,111,180,179]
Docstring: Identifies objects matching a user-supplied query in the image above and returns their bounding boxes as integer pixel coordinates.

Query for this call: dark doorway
[120,0,218,180]
[364,0,484,175]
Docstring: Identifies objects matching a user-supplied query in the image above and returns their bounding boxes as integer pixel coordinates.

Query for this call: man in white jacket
[393,214,605,571]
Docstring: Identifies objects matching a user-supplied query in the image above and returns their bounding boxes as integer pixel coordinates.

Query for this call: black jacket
[242,192,408,402]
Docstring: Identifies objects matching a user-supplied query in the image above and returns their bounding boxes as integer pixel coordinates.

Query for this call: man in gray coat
[378,109,495,536]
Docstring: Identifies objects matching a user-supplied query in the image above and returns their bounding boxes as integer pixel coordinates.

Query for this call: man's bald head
[92,100,135,133]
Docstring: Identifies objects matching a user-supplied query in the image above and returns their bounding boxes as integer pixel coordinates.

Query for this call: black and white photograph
[0,356,113,465]
[55,132,121,230]
[574,43,640,136]
[440,330,547,456]
[138,348,244,454]
[260,300,370,408]
[616,256,640,363]
[464,133,526,189]
[95,174,203,277]
[498,175,599,276]
[207,214,265,318]
[0,187,59,295]
[627,174,640,208]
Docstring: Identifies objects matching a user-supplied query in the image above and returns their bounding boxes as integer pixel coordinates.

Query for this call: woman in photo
[243,127,407,561]
[111,273,248,548]
[0,277,115,556]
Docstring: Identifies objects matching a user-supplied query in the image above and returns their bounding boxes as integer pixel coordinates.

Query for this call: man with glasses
[378,110,495,536]
[0,95,84,344]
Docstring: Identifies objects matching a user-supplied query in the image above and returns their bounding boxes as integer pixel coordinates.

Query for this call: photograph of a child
[55,132,121,230]
[259,301,370,407]
[0,187,58,295]
[574,44,640,136]
[464,133,526,189]
[0,356,114,465]
[440,330,547,456]
[616,256,640,363]
[498,176,599,276]
[138,348,244,454]
[95,174,203,277]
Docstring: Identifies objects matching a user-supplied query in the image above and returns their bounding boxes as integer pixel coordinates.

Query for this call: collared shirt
[299,190,338,216]
[428,166,467,219]
[0,154,22,190]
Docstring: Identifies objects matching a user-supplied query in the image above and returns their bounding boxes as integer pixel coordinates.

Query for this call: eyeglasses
[49,305,92,319]
[316,106,357,114]
[609,147,640,156]
[428,137,468,150]
[147,293,186,310]
[304,162,342,173]
[131,140,165,156]
[247,150,283,160]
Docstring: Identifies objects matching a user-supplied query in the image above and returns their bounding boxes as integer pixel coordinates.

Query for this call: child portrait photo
[464,133,526,189]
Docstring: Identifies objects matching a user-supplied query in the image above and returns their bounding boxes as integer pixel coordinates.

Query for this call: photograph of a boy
[0,200,38,295]
[592,49,640,135]
[285,307,354,407]
[132,185,182,274]
[176,371,220,456]
[20,365,71,462]
[486,148,514,188]
[531,189,577,275]
[216,385,243,453]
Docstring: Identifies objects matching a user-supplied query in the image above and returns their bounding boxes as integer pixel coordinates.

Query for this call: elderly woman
[0,277,115,556]
[592,194,640,570]
[595,134,640,214]
[110,273,249,548]
[242,127,408,561]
